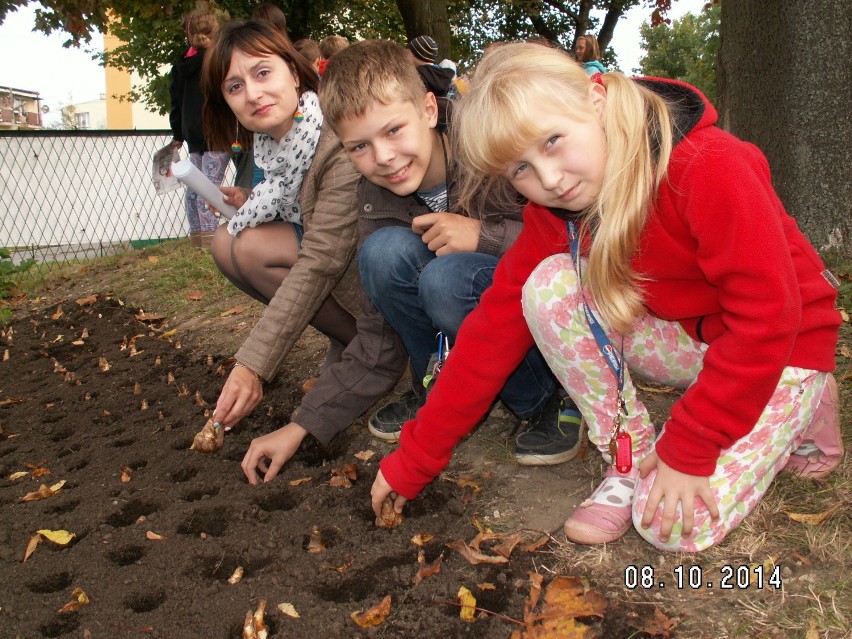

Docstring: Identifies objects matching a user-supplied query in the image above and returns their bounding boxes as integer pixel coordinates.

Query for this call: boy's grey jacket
[293,155,525,447]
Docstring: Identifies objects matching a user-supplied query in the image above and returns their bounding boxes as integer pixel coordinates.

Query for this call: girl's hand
[371,470,408,518]
[241,422,308,485]
[213,364,263,431]
[412,213,481,256]
[639,451,719,542]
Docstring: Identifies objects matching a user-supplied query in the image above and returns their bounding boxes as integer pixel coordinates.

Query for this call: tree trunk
[718,0,851,255]
[395,0,452,60]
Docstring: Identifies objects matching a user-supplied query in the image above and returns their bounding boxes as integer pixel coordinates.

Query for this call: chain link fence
[0,129,234,274]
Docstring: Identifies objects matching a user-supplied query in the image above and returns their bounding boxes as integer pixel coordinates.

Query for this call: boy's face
[337,93,442,197]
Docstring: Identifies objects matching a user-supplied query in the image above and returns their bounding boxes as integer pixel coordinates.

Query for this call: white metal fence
[0,130,234,269]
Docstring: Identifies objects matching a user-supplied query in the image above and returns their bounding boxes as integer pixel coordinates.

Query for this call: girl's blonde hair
[455,42,673,333]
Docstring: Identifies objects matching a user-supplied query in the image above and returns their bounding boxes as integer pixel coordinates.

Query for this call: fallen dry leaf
[120,466,133,483]
[411,533,434,547]
[98,357,111,372]
[471,516,493,534]
[783,503,842,526]
[492,532,523,559]
[135,311,166,323]
[446,539,509,565]
[414,550,444,587]
[221,304,251,317]
[458,586,477,622]
[185,290,204,301]
[20,480,66,502]
[521,535,551,553]
[839,308,849,322]
[194,390,207,406]
[354,449,375,461]
[133,382,142,395]
[838,344,851,358]
[9,471,28,481]
[58,587,90,614]
[350,595,391,628]
[75,295,97,306]
[146,531,166,541]
[288,477,312,486]
[307,525,326,553]
[376,497,404,529]
[37,529,75,545]
[322,558,354,573]
[537,576,606,621]
[147,255,159,264]
[635,382,677,394]
[0,397,27,407]
[630,605,677,638]
[51,305,63,320]
[3,348,9,360]
[23,534,42,561]
[190,419,224,453]
[478,582,496,591]
[227,566,244,584]
[457,476,482,493]
[523,572,545,623]
[277,602,300,618]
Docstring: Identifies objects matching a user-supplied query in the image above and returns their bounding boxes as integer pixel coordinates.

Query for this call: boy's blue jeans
[359,226,555,419]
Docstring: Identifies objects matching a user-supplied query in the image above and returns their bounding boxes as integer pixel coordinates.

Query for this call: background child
[169,7,230,247]
[371,42,842,553]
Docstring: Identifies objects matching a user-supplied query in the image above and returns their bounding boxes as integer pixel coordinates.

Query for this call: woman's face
[222,48,300,141]
[575,38,586,59]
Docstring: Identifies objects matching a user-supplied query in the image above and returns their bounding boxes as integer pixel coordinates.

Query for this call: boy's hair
[187,8,220,50]
[319,35,349,59]
[456,42,673,332]
[319,39,427,133]
[251,3,287,34]
[580,34,601,62]
[294,38,321,65]
[201,20,320,153]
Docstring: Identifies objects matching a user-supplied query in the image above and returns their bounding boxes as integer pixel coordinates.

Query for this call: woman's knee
[210,226,233,272]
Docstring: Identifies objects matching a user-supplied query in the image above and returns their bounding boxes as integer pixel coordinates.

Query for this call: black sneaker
[368,389,422,441]
[514,391,585,466]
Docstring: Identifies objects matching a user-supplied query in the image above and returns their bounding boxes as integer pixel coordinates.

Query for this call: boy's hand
[639,452,719,542]
[213,365,263,431]
[371,470,408,518]
[241,422,309,485]
[412,213,481,256]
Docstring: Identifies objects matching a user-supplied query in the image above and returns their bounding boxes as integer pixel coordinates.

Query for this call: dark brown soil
[1,291,844,639]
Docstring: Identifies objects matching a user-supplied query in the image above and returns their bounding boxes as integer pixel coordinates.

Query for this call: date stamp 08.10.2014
[623,564,782,590]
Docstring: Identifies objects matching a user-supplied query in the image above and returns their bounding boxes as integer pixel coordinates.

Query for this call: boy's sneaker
[514,391,585,466]
[368,389,422,442]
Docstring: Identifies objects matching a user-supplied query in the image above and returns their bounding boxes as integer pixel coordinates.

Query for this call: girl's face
[575,38,586,59]
[503,86,607,212]
[222,49,300,141]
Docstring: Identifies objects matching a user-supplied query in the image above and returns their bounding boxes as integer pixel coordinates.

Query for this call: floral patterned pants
[185,151,229,232]
[522,254,826,552]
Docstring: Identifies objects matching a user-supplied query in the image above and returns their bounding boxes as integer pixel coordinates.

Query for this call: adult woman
[201,20,360,432]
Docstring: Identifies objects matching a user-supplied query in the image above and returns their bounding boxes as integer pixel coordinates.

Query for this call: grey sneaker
[367,389,422,441]
[514,391,585,466]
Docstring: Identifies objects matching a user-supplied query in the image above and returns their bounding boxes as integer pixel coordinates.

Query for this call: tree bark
[395,0,452,60]
[718,0,851,254]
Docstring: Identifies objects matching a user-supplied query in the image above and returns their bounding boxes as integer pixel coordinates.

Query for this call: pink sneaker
[783,374,843,479]
[563,467,639,544]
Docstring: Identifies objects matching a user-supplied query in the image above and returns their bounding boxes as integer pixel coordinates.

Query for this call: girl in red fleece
[370,42,842,552]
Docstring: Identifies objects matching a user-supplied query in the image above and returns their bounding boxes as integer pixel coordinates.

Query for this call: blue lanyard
[567,220,627,416]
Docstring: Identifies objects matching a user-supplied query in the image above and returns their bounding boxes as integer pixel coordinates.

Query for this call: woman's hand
[213,364,263,431]
[370,470,408,518]
[639,451,719,542]
[412,213,481,256]
[241,422,309,485]
[207,185,248,216]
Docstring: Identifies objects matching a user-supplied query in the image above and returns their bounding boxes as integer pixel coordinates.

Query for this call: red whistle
[615,430,632,474]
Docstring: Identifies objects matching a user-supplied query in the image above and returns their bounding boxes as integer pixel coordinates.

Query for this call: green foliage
[0,248,34,323]
[639,3,720,104]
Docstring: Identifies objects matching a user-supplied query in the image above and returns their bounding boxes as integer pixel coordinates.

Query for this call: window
[75,112,90,129]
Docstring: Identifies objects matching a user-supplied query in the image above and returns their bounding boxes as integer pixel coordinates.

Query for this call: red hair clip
[591,72,604,86]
